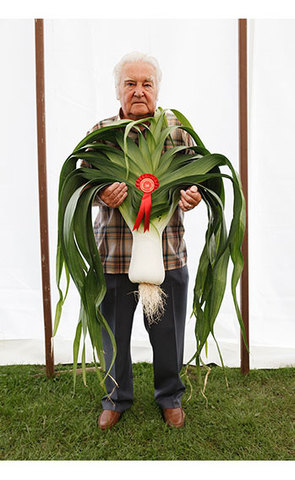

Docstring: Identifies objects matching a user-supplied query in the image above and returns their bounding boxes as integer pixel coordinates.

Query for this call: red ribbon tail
[144,194,151,232]
[133,193,152,232]
[133,200,145,231]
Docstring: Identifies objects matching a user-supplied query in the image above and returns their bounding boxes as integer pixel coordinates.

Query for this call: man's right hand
[98,182,128,208]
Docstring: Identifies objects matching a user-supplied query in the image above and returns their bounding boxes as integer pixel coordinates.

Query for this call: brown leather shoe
[162,407,186,428]
[98,409,121,430]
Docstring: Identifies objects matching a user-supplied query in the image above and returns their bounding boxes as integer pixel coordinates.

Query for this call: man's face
[117,61,158,121]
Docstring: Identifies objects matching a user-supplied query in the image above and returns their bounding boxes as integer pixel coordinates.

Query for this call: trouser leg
[100,273,138,412]
[143,265,189,409]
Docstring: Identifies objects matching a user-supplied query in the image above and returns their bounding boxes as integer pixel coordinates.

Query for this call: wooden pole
[239,19,250,374]
[35,19,54,378]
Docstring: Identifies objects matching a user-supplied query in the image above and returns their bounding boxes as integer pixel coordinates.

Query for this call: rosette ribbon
[132,173,159,232]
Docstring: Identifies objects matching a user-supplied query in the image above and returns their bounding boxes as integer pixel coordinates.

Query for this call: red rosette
[133,174,159,232]
[136,173,159,194]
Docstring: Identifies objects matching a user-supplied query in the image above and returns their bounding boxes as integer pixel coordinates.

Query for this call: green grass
[0,363,294,460]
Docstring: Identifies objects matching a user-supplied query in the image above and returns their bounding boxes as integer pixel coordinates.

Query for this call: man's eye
[144,84,152,87]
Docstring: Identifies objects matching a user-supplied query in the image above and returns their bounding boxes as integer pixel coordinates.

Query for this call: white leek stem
[128,228,166,324]
[128,229,165,285]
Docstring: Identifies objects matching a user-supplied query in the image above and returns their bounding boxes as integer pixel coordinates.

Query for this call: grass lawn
[0,363,294,461]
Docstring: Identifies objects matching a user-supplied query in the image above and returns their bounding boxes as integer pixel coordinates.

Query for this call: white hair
[113,51,162,99]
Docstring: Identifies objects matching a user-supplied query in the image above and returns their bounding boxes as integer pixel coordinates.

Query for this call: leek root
[137,283,167,325]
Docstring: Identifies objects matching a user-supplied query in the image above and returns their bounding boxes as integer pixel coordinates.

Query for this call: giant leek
[53,107,246,389]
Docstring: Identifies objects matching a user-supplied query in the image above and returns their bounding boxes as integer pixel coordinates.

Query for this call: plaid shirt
[83,109,194,274]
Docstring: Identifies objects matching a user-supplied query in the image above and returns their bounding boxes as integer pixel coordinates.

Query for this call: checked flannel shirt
[81,109,194,274]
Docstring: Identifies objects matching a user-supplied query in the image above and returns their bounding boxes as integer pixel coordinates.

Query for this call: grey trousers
[100,265,189,412]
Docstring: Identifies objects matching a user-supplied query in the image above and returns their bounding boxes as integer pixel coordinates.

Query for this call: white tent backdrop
[0,19,294,368]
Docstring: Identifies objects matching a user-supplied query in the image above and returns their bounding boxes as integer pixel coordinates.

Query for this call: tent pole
[35,18,54,378]
[239,18,250,375]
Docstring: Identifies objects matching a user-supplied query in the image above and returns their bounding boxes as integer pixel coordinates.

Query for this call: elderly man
[84,52,201,430]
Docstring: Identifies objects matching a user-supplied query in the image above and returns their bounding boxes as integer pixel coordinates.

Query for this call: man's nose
[134,87,144,97]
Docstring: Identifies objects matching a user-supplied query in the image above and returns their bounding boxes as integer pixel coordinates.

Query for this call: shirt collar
[117,107,155,122]
[118,107,124,121]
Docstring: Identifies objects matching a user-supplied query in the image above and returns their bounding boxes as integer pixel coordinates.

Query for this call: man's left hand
[178,185,202,212]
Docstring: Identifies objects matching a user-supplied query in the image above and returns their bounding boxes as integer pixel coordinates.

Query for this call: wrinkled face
[117,61,158,120]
